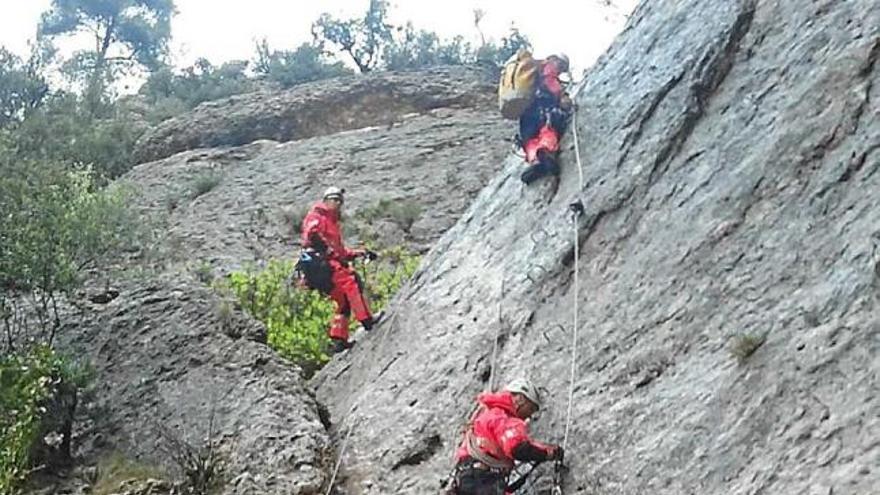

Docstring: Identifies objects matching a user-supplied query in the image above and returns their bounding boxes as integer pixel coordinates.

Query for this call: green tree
[0,153,139,347]
[8,92,144,179]
[311,0,394,73]
[38,0,176,112]
[253,40,353,88]
[0,47,50,129]
[384,24,472,71]
[140,58,255,121]
[474,28,532,66]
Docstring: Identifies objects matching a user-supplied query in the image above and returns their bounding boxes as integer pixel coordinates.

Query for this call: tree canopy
[311,0,394,73]
[38,0,175,109]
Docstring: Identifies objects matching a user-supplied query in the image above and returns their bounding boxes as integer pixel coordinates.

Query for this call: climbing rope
[571,104,585,190]
[487,276,504,392]
[555,201,585,495]
[567,70,586,190]
[324,414,358,495]
[559,72,587,455]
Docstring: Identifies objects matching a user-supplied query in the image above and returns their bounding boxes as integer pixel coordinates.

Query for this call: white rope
[568,71,586,190]
[561,211,580,454]
[487,276,504,392]
[324,415,358,495]
[571,105,585,191]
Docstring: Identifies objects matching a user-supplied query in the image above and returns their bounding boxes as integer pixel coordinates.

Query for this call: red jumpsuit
[453,391,556,494]
[522,60,567,164]
[300,202,372,342]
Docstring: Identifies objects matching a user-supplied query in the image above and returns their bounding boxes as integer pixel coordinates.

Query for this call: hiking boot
[329,339,355,354]
[359,311,384,332]
[537,150,560,176]
[543,156,560,176]
[521,165,542,184]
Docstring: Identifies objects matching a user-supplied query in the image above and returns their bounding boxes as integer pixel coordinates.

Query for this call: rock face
[314,1,880,494]
[61,275,330,495]
[124,107,510,271]
[44,65,512,495]
[133,66,498,164]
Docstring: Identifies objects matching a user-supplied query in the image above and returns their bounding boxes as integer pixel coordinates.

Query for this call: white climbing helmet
[505,378,542,409]
[551,53,570,72]
[322,186,345,202]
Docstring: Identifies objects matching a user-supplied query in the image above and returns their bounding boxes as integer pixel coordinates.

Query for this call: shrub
[359,246,420,311]
[356,198,423,233]
[215,299,237,338]
[254,41,353,88]
[140,59,256,121]
[219,248,419,373]
[729,332,766,364]
[0,346,88,494]
[156,411,224,495]
[0,159,140,347]
[92,454,165,495]
[8,93,146,180]
[189,171,223,199]
[220,260,333,370]
[193,261,214,285]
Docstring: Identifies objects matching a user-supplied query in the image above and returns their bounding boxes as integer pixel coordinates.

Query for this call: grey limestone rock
[314,1,880,494]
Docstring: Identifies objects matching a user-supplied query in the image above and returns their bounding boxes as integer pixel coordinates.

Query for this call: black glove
[548,445,564,462]
[364,250,378,261]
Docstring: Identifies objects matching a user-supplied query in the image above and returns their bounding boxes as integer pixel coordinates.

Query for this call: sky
[0,0,637,85]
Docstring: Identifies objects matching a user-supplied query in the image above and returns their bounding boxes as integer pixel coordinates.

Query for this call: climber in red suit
[449,379,563,494]
[300,187,381,353]
[520,54,574,185]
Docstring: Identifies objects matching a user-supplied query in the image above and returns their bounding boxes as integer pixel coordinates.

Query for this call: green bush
[220,249,419,373]
[0,157,139,346]
[356,198,423,233]
[220,260,333,370]
[360,246,420,310]
[729,332,766,364]
[7,93,145,180]
[189,171,223,199]
[254,41,353,88]
[91,454,165,495]
[0,346,88,494]
[140,59,256,123]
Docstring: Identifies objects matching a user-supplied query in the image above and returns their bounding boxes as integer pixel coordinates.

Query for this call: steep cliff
[314,1,879,494]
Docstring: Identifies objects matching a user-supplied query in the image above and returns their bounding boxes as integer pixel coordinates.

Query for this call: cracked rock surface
[314,1,880,493]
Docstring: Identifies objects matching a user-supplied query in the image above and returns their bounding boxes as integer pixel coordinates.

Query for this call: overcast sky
[0,0,636,79]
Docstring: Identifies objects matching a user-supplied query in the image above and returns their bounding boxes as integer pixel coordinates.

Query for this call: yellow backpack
[498,49,538,120]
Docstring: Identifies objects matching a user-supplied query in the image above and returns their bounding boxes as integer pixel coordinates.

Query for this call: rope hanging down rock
[554,201,585,495]
[567,70,586,190]
[559,72,587,456]
[324,413,358,495]
[488,276,505,393]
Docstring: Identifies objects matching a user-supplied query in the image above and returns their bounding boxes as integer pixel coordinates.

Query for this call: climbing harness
[506,462,539,492]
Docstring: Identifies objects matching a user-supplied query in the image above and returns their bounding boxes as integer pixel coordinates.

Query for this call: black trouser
[453,461,508,495]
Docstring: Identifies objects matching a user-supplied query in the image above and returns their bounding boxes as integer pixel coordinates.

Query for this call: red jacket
[300,202,357,262]
[455,391,553,466]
